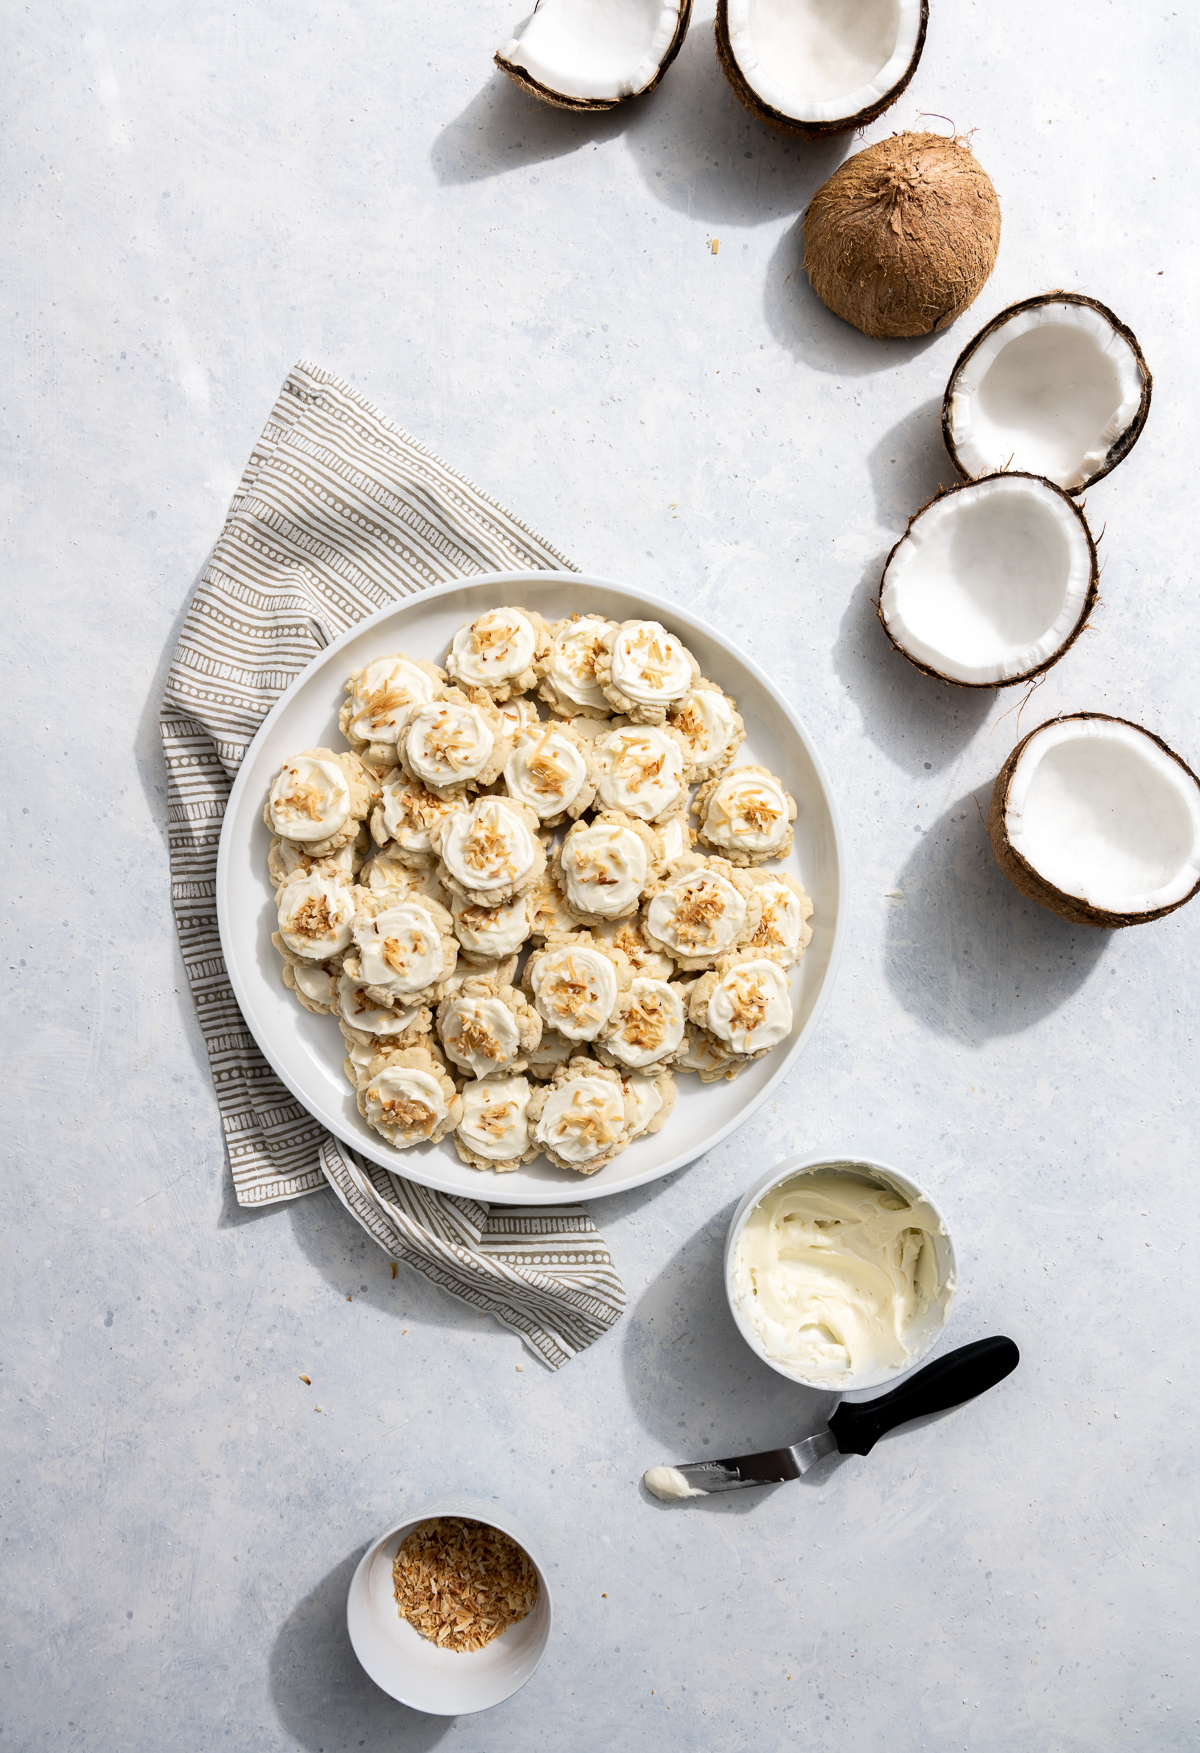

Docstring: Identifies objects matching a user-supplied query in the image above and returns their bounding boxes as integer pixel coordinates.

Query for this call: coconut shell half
[715,0,928,139]
[496,0,693,112]
[989,713,1200,928]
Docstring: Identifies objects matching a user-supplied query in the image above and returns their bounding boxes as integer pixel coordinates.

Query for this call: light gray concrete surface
[4,2,1197,1747]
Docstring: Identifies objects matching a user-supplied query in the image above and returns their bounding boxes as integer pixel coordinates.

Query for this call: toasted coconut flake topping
[280,774,327,821]
[622,993,669,1052]
[727,970,770,1033]
[558,1090,622,1147]
[471,616,518,654]
[370,1090,436,1135]
[462,817,516,877]
[735,790,781,833]
[392,1517,538,1654]
[382,931,426,974]
[547,957,601,1025]
[454,1014,505,1063]
[290,893,334,938]
[424,711,477,771]
[672,885,727,943]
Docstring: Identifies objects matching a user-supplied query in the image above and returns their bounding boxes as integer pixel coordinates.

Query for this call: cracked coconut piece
[356,1042,463,1149]
[693,763,797,866]
[263,747,378,857]
[444,606,552,704]
[526,1056,639,1175]
[522,932,633,1043]
[451,1074,541,1173]
[642,852,762,972]
[435,972,543,1082]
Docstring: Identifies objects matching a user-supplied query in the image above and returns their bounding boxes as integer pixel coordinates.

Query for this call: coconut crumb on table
[392,1517,538,1653]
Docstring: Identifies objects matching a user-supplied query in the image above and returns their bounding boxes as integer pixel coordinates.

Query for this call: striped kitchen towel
[160,360,625,1367]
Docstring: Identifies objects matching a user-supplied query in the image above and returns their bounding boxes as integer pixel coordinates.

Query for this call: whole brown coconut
[803,132,1001,339]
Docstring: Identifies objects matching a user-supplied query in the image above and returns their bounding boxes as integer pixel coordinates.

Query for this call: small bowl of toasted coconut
[347,1498,552,1714]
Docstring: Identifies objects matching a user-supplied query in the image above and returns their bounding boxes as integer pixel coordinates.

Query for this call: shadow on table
[884,792,1111,1043]
[270,1550,453,1750]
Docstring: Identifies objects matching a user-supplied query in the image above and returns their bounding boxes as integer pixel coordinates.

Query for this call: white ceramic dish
[723,1153,958,1392]
[216,571,846,1204]
[347,1497,552,1716]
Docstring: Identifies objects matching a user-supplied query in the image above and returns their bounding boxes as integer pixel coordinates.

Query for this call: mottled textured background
[4,2,1197,1747]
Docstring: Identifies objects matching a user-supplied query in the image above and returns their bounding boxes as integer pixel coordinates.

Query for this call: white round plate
[216,571,846,1204]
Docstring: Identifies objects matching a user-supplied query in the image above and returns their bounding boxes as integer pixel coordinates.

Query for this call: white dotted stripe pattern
[160,361,624,1365]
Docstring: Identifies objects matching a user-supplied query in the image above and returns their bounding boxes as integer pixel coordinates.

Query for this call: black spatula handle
[828,1335,1019,1458]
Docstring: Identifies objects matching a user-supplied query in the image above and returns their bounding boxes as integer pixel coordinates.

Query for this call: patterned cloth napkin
[160,361,625,1367]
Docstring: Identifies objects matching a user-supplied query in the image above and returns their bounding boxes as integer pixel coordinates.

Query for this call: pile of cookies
[263,606,814,1176]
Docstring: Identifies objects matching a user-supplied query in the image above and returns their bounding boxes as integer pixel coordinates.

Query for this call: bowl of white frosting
[724,1154,957,1392]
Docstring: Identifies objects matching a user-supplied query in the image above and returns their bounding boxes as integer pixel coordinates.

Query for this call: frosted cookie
[669,682,745,782]
[360,849,449,909]
[339,653,446,773]
[343,888,458,1009]
[694,765,797,866]
[688,954,793,1064]
[643,854,761,972]
[279,952,339,1015]
[743,870,813,968]
[654,806,693,872]
[432,794,546,908]
[264,748,376,856]
[553,812,662,926]
[591,912,675,980]
[621,1065,676,1139]
[673,1023,745,1083]
[336,971,432,1047]
[503,720,597,826]
[527,1058,637,1174]
[494,694,542,740]
[444,607,550,702]
[595,620,699,724]
[537,613,620,718]
[436,974,542,1081]
[525,1025,574,1081]
[452,1075,540,1173]
[523,933,632,1043]
[593,723,692,823]
[274,871,356,960]
[356,1044,462,1149]
[450,890,531,965]
[398,691,511,798]
[595,976,690,1071]
[370,772,468,865]
[267,830,364,890]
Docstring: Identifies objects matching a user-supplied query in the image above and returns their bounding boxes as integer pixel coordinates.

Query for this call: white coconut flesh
[498,0,685,102]
[947,302,1146,492]
[880,476,1093,686]
[1006,721,1200,917]
[724,0,923,124]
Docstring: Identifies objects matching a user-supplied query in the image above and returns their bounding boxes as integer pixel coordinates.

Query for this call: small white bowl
[346,1497,553,1716]
[723,1152,957,1393]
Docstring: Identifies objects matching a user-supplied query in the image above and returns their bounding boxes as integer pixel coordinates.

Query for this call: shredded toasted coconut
[733,789,781,832]
[392,1517,538,1654]
[671,883,727,944]
[477,1100,516,1136]
[454,1013,504,1062]
[370,1090,435,1134]
[423,710,477,770]
[463,816,515,875]
[546,956,600,1024]
[281,770,327,821]
[556,1089,621,1147]
[382,931,426,974]
[620,737,666,790]
[749,902,785,948]
[630,631,674,689]
[526,727,570,794]
[289,893,335,937]
[727,971,770,1034]
[471,616,516,655]
[622,994,668,1051]
[361,679,411,722]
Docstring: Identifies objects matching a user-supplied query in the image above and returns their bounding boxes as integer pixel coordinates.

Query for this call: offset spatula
[674,1335,1019,1494]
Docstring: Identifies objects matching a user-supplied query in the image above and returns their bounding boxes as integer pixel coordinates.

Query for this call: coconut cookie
[621,1065,677,1140]
[336,968,432,1048]
[527,1058,637,1175]
[596,976,690,1071]
[694,765,797,866]
[537,613,620,718]
[593,723,692,823]
[452,1075,540,1173]
[278,951,339,1016]
[523,933,632,1043]
[274,871,357,961]
[267,831,364,891]
[743,870,814,969]
[503,719,597,827]
[264,748,376,856]
[554,812,662,926]
[356,1044,462,1149]
[343,888,458,1009]
[643,854,761,972]
[432,794,546,908]
[688,954,794,1065]
[595,620,700,724]
[444,607,550,702]
[669,682,745,782]
[436,974,542,1082]
[494,694,542,740]
[339,653,447,773]
[449,889,532,966]
[654,806,693,872]
[360,849,449,910]
[370,771,468,866]
[592,912,676,980]
[527,870,585,943]
[525,1025,574,1081]
[399,691,511,798]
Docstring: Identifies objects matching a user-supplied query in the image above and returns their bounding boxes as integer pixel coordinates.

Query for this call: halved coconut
[943,293,1152,494]
[716,0,926,137]
[989,714,1200,928]
[878,473,1097,688]
[496,0,692,111]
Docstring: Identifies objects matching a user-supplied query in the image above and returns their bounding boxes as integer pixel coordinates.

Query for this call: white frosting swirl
[657,813,688,868]
[707,960,792,1053]
[347,656,438,745]
[449,609,537,687]
[364,1067,447,1143]
[595,726,686,820]
[337,971,421,1036]
[605,977,686,1069]
[505,723,588,817]
[405,701,494,788]
[647,869,747,958]
[594,917,675,979]
[277,875,355,958]
[559,822,647,919]
[269,755,351,844]
[451,892,530,958]
[610,621,692,706]
[272,837,357,886]
[535,1073,627,1165]
[380,774,466,855]
[530,946,619,1040]
[440,995,523,1078]
[749,878,804,958]
[440,797,539,893]
[292,963,335,1005]
[672,688,737,769]
[353,901,446,996]
[457,1076,533,1160]
[544,615,615,710]
[623,1073,663,1138]
[701,771,791,855]
[496,696,541,738]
